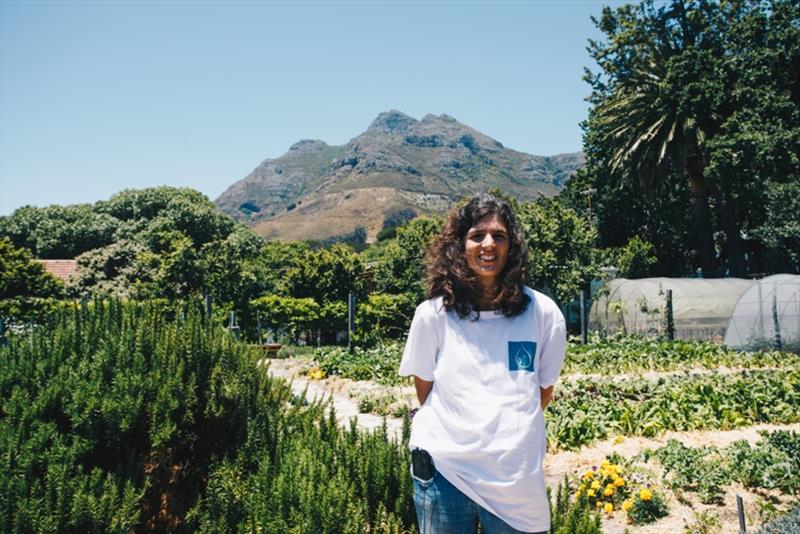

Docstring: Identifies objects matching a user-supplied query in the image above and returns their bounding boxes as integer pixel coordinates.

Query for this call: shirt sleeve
[398,300,441,381]
[537,300,567,389]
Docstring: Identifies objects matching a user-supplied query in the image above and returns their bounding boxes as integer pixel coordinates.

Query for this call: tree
[371,216,442,302]
[606,236,658,278]
[255,241,311,295]
[516,198,598,304]
[586,0,741,276]
[0,238,64,299]
[283,243,364,304]
[581,0,800,278]
[705,0,800,273]
[0,204,118,259]
[562,165,694,276]
[68,239,150,298]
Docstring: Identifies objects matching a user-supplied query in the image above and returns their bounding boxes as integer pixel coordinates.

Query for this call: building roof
[37,259,77,283]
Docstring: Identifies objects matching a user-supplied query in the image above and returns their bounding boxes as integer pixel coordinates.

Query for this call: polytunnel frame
[723,274,800,351]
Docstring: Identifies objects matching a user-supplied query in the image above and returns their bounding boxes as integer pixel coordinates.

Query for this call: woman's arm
[540,385,554,410]
[414,376,434,405]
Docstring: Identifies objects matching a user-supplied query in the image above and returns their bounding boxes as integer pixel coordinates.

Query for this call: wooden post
[665,289,675,341]
[205,294,213,323]
[737,494,746,533]
[580,289,587,345]
[772,293,782,350]
[228,311,240,341]
[348,292,356,354]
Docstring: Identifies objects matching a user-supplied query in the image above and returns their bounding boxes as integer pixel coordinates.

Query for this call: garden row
[298,343,800,451]
[548,369,800,449]
[302,336,800,388]
[558,430,800,529]
[652,431,800,504]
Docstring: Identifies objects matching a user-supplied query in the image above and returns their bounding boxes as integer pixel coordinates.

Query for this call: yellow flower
[601,459,610,468]
[614,435,625,445]
[622,499,633,512]
[307,367,326,380]
[604,502,614,514]
[639,488,653,501]
[582,470,595,480]
[591,480,601,490]
[586,489,596,497]
[578,483,585,492]
[614,477,625,487]
[603,487,614,497]
[596,501,603,509]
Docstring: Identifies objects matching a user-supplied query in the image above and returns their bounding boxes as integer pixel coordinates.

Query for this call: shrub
[756,506,800,534]
[0,301,416,532]
[549,477,603,534]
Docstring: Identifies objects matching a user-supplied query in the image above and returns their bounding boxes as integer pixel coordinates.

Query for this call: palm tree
[588,0,747,277]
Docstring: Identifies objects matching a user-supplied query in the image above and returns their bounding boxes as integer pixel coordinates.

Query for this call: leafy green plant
[654,440,729,504]
[564,334,800,375]
[547,370,800,450]
[624,486,668,525]
[313,342,407,386]
[683,510,722,534]
[653,431,800,508]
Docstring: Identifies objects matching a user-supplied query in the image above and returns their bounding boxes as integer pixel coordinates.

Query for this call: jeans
[412,469,548,534]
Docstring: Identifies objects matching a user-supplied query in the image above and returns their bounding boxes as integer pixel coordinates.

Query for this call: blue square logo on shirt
[508,341,536,371]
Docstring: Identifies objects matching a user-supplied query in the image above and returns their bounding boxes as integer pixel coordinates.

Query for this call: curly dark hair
[426,192,530,319]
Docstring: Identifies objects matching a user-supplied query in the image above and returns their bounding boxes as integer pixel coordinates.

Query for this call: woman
[399,192,566,534]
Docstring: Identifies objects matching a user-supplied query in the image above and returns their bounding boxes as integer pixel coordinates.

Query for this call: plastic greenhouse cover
[589,277,753,339]
[724,274,800,350]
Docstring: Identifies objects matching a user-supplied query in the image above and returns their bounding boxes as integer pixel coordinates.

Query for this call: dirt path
[264,358,407,439]
[562,365,785,383]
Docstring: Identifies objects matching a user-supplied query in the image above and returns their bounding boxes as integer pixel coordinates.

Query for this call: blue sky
[0,0,622,215]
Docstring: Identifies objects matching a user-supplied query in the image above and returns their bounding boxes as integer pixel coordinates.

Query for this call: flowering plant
[623,485,669,525]
[574,457,669,523]
[575,459,630,515]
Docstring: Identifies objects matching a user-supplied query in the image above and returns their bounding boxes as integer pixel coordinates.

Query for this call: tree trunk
[685,134,719,277]
[710,186,747,277]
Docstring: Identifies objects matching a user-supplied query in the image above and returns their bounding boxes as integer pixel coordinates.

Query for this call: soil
[262,356,800,534]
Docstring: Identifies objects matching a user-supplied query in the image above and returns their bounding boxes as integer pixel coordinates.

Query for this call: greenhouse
[589,277,753,341]
[724,274,800,351]
[589,275,800,347]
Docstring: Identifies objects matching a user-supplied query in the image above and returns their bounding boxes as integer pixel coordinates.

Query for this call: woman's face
[464,213,510,288]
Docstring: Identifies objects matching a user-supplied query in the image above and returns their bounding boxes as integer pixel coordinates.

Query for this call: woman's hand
[414,376,434,405]
[540,386,554,410]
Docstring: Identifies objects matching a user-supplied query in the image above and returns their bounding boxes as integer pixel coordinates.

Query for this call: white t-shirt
[399,286,566,532]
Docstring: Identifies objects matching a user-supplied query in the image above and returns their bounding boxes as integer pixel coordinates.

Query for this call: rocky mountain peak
[420,113,458,124]
[367,110,418,134]
[289,139,329,151]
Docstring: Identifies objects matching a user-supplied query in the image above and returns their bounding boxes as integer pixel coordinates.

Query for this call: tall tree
[516,198,598,304]
[585,0,749,277]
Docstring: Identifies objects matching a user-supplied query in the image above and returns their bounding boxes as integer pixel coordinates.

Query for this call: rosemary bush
[0,301,415,533]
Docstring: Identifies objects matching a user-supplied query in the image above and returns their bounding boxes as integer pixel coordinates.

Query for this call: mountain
[215,111,584,242]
